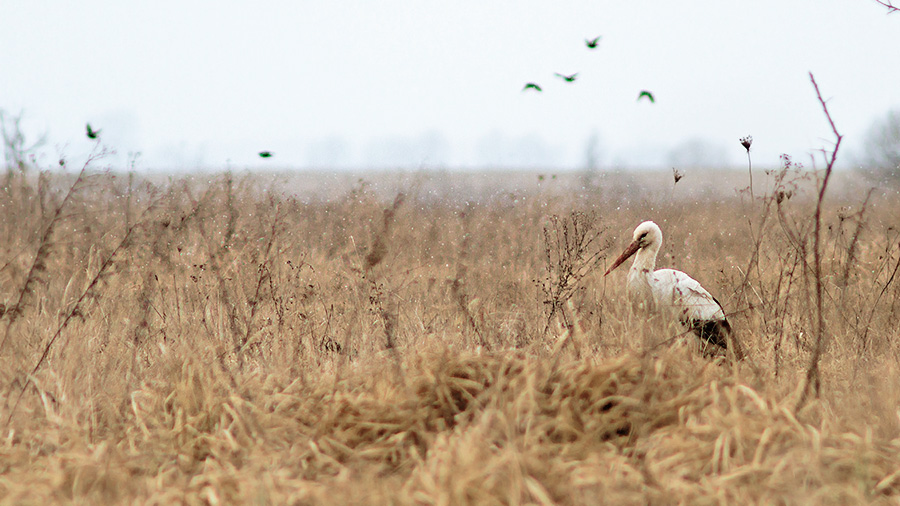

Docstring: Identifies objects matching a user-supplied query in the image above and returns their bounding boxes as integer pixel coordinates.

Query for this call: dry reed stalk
[449,207,490,350]
[550,299,587,358]
[235,202,283,358]
[190,179,246,370]
[5,193,162,426]
[222,171,238,251]
[364,193,404,272]
[838,188,874,289]
[0,162,92,359]
[357,193,407,384]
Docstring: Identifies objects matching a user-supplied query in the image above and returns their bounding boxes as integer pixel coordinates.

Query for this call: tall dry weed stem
[796,72,844,409]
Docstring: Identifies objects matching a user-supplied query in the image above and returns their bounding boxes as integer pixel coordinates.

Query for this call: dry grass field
[1,160,900,504]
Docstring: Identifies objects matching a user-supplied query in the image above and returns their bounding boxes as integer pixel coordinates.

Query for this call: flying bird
[555,72,578,82]
[605,221,743,359]
[585,36,602,49]
[86,123,101,139]
[258,151,273,158]
[522,83,543,92]
[637,90,655,103]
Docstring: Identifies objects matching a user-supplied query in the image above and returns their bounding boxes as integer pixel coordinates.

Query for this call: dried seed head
[740,136,753,151]
[672,167,684,184]
[775,189,794,204]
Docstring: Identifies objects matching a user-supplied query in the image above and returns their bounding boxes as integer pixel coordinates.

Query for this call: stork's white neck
[626,240,661,310]
[630,240,660,275]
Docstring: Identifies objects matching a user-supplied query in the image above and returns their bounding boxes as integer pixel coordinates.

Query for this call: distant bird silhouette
[522,83,543,92]
[86,123,101,139]
[585,36,602,49]
[555,73,578,82]
[637,90,655,103]
[259,151,273,158]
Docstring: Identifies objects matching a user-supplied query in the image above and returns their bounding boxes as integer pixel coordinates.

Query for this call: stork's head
[604,221,663,275]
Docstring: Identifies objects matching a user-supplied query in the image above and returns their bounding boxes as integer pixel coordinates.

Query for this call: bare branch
[874,0,899,13]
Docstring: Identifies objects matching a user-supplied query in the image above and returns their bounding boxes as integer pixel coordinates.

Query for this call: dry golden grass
[1,165,900,504]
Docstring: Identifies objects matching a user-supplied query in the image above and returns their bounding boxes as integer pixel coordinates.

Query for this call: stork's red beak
[604,239,641,276]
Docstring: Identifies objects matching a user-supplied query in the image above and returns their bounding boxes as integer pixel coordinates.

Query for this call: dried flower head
[775,189,794,204]
[672,167,684,184]
[740,136,753,151]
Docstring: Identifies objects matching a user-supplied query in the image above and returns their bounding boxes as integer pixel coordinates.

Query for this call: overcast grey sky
[2,1,898,171]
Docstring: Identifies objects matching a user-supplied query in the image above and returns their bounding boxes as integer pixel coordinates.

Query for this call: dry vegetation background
[1,153,900,504]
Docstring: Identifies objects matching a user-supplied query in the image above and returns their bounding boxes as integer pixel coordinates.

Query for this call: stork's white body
[626,254,726,324]
[606,221,741,358]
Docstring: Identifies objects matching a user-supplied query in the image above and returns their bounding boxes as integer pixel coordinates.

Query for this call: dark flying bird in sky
[259,151,273,158]
[86,123,100,139]
[522,83,542,92]
[555,73,578,82]
[637,90,655,103]
[585,36,602,49]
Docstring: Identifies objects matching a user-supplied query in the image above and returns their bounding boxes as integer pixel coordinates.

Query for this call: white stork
[604,221,743,360]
